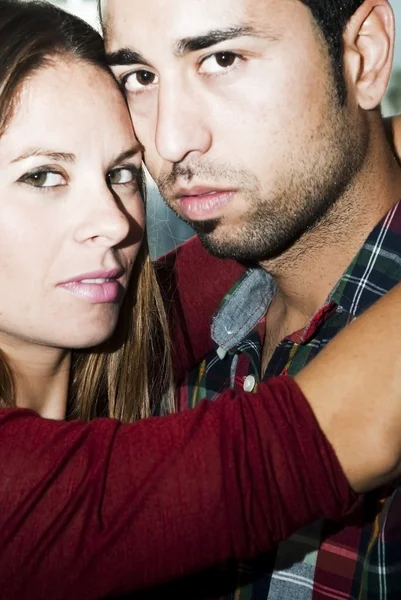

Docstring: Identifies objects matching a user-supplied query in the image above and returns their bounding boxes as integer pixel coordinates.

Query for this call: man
[102,0,401,597]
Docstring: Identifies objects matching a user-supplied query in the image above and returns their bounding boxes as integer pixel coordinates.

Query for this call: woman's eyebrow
[109,146,143,169]
[11,148,75,164]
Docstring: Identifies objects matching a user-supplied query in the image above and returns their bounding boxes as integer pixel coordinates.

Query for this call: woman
[0,1,400,599]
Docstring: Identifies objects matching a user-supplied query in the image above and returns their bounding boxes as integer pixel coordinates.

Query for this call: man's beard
[156,103,369,263]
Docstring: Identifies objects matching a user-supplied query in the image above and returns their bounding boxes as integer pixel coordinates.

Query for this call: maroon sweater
[0,238,357,599]
[154,235,246,380]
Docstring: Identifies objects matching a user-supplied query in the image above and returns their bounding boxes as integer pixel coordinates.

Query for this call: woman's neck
[0,334,71,420]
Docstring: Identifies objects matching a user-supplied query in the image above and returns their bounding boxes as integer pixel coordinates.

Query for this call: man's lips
[176,188,235,220]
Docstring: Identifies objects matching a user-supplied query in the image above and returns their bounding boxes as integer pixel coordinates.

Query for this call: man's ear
[342,0,394,110]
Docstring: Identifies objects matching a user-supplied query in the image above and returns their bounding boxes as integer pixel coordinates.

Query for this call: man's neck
[260,130,401,359]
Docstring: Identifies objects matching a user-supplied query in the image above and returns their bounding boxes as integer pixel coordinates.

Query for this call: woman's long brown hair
[0,0,174,421]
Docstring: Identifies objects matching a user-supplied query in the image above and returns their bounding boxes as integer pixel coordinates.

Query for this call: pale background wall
[30,0,401,256]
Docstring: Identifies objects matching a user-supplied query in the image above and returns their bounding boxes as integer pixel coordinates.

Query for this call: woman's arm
[2,284,401,598]
[158,226,401,492]
[0,377,353,600]
[296,281,401,492]
[156,236,245,380]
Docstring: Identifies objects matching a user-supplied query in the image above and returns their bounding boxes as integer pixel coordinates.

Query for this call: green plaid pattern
[176,201,401,599]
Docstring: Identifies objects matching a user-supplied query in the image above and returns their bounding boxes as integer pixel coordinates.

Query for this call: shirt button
[243,375,256,392]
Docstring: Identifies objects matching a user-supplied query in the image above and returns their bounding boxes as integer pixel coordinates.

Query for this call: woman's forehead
[0,58,138,163]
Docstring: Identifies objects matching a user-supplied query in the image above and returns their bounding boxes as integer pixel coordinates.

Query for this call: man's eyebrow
[11,149,75,164]
[106,48,149,67]
[175,25,277,55]
[106,25,278,67]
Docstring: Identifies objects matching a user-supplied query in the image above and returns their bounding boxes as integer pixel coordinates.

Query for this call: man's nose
[155,82,212,164]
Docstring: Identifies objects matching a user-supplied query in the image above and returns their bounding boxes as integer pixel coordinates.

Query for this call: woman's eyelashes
[107,165,141,190]
[17,165,141,193]
[18,167,67,190]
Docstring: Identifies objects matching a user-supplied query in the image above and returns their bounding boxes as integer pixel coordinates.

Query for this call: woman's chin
[51,320,119,350]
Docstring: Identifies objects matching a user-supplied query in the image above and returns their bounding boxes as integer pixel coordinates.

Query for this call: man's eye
[124,70,159,92]
[107,167,138,186]
[199,52,239,75]
[20,170,66,188]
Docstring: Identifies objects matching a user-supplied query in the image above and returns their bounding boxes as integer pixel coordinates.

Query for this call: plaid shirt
[177,201,401,600]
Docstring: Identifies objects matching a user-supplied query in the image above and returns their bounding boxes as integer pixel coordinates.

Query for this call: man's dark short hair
[300,1,365,103]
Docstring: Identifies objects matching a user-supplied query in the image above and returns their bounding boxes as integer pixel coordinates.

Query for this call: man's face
[104,0,368,261]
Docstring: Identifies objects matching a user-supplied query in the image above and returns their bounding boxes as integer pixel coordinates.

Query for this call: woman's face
[0,58,145,350]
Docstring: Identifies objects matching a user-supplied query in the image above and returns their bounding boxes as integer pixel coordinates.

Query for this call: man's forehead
[102,0,296,50]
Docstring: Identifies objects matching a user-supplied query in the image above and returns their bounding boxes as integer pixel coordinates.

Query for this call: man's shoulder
[155,236,246,380]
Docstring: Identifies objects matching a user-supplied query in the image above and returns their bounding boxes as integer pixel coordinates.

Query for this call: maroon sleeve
[156,236,245,380]
[0,376,357,600]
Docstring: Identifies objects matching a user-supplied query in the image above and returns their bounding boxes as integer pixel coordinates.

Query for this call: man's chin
[195,231,256,262]
[181,216,221,236]
[195,226,297,263]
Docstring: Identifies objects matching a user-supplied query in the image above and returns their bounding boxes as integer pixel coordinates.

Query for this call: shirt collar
[211,268,275,353]
[330,201,401,316]
[212,200,401,351]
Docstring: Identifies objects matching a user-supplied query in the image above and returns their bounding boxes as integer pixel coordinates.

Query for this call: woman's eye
[199,52,238,75]
[124,70,159,92]
[20,170,66,188]
[108,167,138,186]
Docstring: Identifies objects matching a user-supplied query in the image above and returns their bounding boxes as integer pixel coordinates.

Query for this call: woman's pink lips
[177,190,234,220]
[57,269,125,303]
[58,281,123,303]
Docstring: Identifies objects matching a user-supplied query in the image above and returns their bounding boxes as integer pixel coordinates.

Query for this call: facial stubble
[157,90,368,263]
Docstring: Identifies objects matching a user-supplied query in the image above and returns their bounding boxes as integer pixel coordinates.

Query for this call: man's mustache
[157,162,256,196]
[158,163,221,190]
